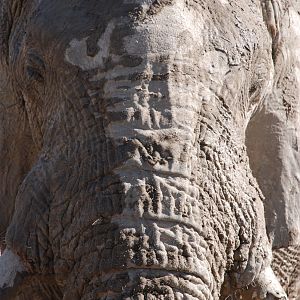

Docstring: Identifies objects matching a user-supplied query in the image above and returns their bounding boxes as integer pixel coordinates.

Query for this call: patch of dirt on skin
[130,0,175,21]
[146,0,174,15]
[272,246,300,299]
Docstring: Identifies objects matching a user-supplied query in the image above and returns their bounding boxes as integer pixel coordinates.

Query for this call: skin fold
[0,0,298,299]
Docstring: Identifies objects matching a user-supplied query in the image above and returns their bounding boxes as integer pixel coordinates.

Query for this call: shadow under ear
[245,101,291,248]
[0,85,40,251]
[246,1,300,249]
[245,3,300,298]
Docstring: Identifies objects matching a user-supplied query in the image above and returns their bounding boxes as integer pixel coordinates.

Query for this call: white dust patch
[123,0,204,56]
[65,21,115,71]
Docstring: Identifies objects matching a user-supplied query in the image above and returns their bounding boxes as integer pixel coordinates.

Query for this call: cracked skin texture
[272,246,300,300]
[0,0,296,299]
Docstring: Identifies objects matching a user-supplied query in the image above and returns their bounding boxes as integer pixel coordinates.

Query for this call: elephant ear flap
[0,0,13,65]
[246,2,300,248]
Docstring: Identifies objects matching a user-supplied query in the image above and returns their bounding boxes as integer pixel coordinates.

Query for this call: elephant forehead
[27,0,263,72]
[123,1,205,56]
[64,1,205,71]
[22,0,137,54]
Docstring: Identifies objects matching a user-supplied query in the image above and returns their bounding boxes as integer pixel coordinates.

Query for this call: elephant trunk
[47,58,274,299]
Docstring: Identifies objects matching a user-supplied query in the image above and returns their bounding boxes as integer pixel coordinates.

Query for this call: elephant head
[0,0,297,299]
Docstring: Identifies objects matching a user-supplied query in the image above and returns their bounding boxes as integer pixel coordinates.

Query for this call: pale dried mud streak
[272,246,300,299]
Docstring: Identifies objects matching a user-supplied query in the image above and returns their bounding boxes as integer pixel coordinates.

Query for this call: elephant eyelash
[24,52,46,83]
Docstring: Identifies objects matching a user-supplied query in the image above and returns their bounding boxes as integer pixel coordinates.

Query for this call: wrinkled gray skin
[0,0,298,299]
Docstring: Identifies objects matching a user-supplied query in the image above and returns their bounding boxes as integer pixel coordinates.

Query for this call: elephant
[0,0,298,299]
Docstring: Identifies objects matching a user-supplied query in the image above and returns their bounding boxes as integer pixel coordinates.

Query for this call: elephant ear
[0,0,30,65]
[0,0,12,65]
[246,1,300,296]
[246,1,300,248]
[0,0,23,64]
[0,0,38,248]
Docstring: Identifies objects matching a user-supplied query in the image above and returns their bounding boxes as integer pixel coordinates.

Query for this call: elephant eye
[25,52,45,84]
[26,66,44,83]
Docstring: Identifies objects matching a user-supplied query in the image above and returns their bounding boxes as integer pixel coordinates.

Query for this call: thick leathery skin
[0,0,294,299]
